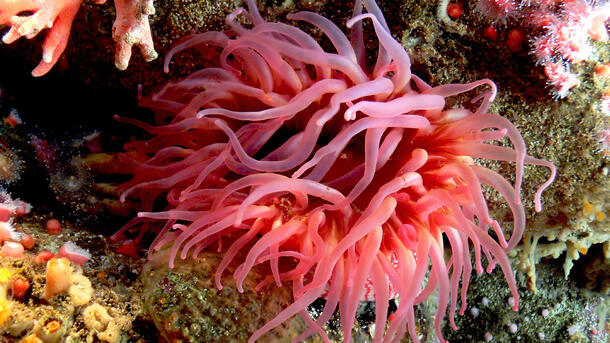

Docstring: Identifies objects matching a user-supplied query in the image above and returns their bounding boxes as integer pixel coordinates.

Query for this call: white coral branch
[0,0,158,76]
[110,0,158,70]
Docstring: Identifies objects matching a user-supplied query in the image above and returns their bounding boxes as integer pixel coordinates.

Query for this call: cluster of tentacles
[111,1,556,342]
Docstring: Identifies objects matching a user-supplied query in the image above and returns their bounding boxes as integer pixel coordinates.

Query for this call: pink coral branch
[0,0,157,76]
[0,0,82,76]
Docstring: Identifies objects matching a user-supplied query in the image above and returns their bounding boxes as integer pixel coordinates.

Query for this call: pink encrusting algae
[111,1,556,342]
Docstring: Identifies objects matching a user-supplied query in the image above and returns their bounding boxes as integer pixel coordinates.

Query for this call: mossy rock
[141,248,308,343]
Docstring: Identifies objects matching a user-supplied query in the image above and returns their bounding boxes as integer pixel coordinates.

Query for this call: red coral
[0,0,82,76]
[0,0,157,76]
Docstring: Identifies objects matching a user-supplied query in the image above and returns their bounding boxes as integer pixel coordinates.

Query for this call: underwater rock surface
[142,249,308,342]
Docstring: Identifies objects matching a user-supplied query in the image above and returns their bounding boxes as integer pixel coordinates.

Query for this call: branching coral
[112,0,556,342]
[0,0,157,76]
[99,0,157,70]
[0,0,82,76]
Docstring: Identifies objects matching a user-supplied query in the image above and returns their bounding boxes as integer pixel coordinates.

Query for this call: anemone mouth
[112,1,556,342]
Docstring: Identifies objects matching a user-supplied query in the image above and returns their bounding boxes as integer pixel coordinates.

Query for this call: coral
[108,0,158,70]
[517,198,610,292]
[68,273,92,306]
[475,0,610,97]
[0,0,82,76]
[83,303,111,333]
[42,255,92,305]
[112,1,556,342]
[34,314,69,343]
[82,303,130,343]
[0,211,150,342]
[43,257,71,300]
[0,0,157,76]
[420,0,608,278]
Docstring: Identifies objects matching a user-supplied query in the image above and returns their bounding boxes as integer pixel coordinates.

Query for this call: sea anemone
[0,141,23,185]
[112,0,556,342]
